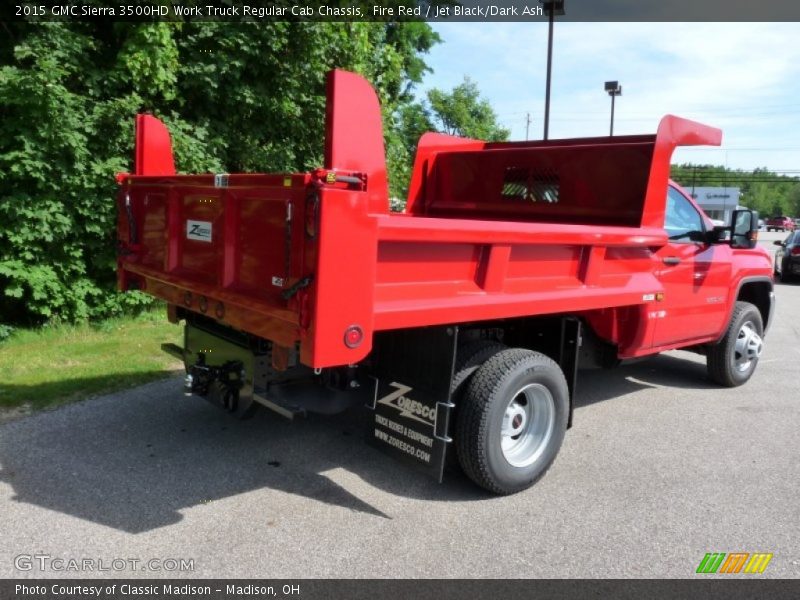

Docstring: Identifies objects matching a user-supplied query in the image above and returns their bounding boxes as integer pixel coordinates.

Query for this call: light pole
[539,0,565,140]
[605,80,622,136]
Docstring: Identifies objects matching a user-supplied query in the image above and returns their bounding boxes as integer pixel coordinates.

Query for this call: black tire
[455,348,569,495]
[707,301,764,387]
[450,340,507,398]
[778,260,793,283]
[446,340,507,473]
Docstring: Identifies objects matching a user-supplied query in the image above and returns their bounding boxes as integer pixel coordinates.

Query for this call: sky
[419,22,800,174]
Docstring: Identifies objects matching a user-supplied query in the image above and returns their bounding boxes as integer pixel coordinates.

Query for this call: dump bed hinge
[281,276,313,300]
[214,173,229,187]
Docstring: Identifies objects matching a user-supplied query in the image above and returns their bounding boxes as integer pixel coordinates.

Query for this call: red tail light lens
[344,325,364,348]
[790,247,800,256]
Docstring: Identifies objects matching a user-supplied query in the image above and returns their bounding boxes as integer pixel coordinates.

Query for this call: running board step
[252,392,304,420]
[161,343,185,361]
[252,383,367,420]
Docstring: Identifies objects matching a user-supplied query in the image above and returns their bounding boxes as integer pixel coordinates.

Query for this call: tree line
[670,164,800,219]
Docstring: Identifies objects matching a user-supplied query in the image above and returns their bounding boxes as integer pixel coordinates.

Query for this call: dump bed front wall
[421,141,655,227]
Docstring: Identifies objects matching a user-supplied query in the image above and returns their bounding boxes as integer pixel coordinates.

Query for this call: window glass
[665,187,705,243]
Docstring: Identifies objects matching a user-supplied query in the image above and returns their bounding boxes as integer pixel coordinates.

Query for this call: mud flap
[559,317,582,429]
[366,326,458,482]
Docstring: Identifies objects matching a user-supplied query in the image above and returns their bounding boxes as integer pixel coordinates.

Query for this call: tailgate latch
[281,276,313,300]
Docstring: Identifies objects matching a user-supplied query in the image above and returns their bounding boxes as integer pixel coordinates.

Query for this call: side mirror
[731,209,759,249]
[773,240,784,247]
[708,225,730,244]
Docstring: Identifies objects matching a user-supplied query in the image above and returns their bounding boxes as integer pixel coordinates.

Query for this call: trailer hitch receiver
[186,353,245,412]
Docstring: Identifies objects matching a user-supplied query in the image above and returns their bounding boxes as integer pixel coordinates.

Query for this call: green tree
[670,164,799,217]
[787,184,800,217]
[389,77,509,204]
[0,22,439,324]
[426,77,510,141]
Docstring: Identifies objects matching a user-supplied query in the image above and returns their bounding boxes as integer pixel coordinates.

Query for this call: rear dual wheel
[455,348,569,495]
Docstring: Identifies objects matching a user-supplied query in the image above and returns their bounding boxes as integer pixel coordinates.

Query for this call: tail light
[344,325,364,348]
[791,247,800,256]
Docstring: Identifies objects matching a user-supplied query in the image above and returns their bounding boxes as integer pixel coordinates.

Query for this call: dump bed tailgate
[117,173,312,347]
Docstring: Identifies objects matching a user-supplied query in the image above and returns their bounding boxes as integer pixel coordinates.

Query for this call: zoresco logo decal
[377,383,436,427]
[186,220,212,242]
[696,552,773,574]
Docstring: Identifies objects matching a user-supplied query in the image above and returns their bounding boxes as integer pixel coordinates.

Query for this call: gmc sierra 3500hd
[116,70,774,494]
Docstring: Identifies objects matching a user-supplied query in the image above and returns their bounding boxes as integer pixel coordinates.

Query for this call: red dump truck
[117,70,774,494]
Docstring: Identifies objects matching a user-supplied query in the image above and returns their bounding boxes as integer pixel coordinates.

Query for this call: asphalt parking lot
[0,232,798,579]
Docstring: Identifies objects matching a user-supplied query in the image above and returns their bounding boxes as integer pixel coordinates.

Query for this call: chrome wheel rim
[500,383,556,468]
[733,320,763,373]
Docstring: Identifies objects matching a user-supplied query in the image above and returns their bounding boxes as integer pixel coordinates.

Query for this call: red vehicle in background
[116,70,774,495]
[765,216,795,232]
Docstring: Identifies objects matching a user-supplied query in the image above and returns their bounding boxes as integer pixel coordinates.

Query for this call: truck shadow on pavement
[575,351,718,409]
[0,352,718,533]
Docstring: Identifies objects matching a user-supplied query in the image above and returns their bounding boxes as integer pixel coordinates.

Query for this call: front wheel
[455,349,569,494]
[706,301,764,387]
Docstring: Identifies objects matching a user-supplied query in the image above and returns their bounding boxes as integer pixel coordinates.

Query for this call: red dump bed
[117,70,722,369]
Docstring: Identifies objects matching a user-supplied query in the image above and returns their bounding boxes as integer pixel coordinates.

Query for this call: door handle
[662,256,681,265]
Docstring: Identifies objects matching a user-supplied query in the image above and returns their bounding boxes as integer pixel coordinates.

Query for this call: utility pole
[543,9,554,140]
[539,1,565,140]
[604,81,622,136]
[525,113,532,141]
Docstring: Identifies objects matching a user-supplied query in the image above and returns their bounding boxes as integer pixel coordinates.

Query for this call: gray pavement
[0,232,798,579]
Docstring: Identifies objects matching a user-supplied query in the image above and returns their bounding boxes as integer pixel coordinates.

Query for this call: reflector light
[344,325,364,348]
